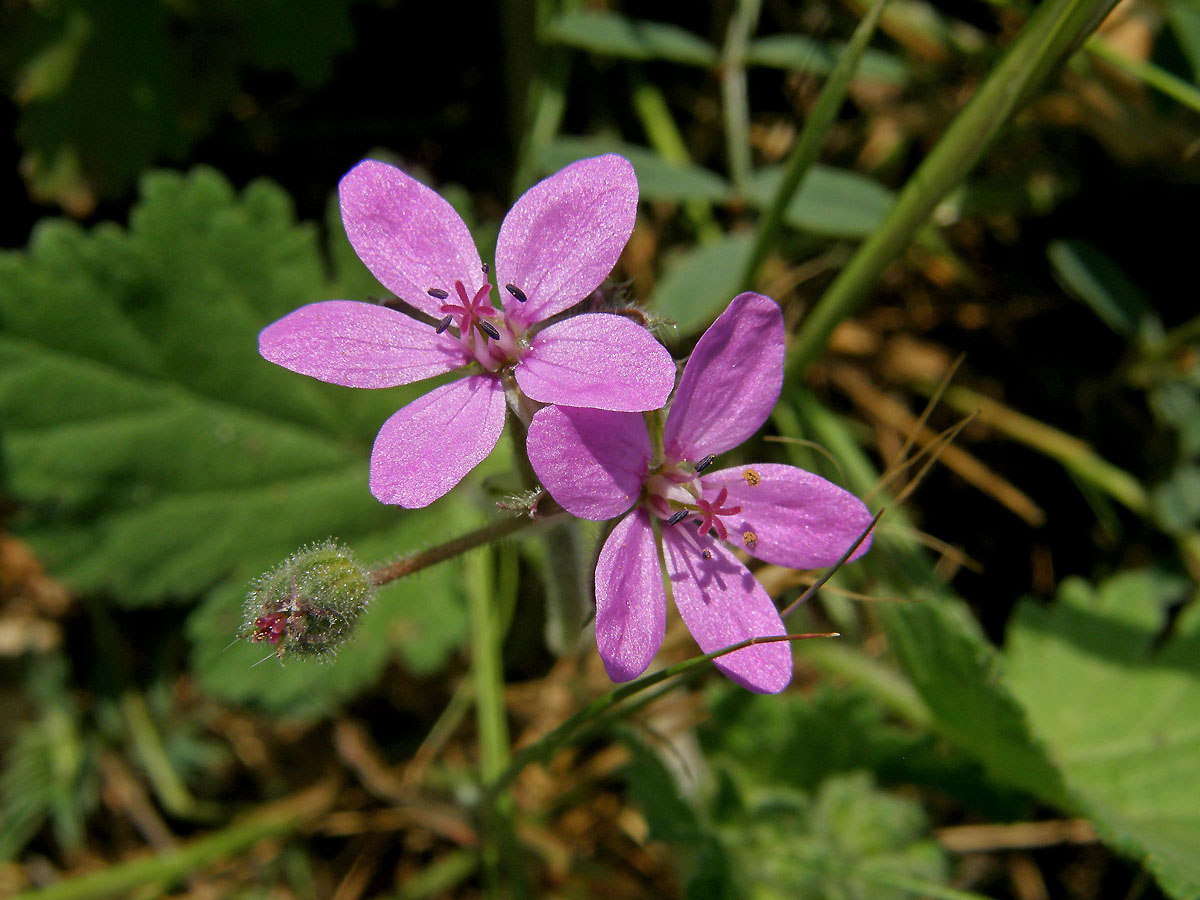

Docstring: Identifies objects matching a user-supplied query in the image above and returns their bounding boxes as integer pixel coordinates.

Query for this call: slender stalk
[1085,36,1200,115]
[933,384,1148,515]
[786,0,1120,379]
[739,0,890,290]
[10,782,336,900]
[485,631,837,800]
[369,508,559,586]
[466,548,512,899]
[511,0,576,196]
[121,692,218,822]
[720,0,762,193]
[630,72,722,243]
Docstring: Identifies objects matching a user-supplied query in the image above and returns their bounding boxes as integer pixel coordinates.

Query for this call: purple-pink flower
[259,155,675,508]
[526,292,874,693]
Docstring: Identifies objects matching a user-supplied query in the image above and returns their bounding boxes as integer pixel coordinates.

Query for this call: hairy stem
[369,507,560,586]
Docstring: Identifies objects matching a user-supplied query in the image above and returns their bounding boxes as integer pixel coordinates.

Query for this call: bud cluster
[240,539,375,661]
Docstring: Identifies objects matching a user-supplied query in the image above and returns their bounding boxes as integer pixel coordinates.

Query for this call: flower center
[427,278,532,373]
[643,456,742,547]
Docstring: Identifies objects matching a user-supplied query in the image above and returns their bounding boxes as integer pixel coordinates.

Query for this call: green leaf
[745,165,894,238]
[1151,466,1200,533]
[875,593,1072,808]
[11,0,356,210]
[702,683,1029,818]
[544,11,718,67]
[537,136,732,204]
[1150,382,1200,459]
[1006,571,1200,899]
[0,168,435,604]
[1167,0,1200,81]
[0,167,500,707]
[650,233,755,334]
[746,34,910,85]
[721,772,948,900]
[1047,239,1157,339]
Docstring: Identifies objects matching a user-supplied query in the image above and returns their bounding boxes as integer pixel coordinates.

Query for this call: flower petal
[369,374,505,508]
[663,292,784,462]
[595,509,667,682]
[661,526,792,693]
[516,314,675,412]
[340,160,485,318]
[526,405,649,520]
[702,463,874,569]
[495,155,638,327]
[259,301,469,388]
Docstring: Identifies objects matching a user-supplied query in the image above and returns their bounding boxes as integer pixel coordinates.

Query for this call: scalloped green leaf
[0,167,464,605]
[875,591,1072,808]
[1006,571,1200,899]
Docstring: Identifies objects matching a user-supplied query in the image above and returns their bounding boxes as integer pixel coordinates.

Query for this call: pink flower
[526,292,873,693]
[259,155,675,508]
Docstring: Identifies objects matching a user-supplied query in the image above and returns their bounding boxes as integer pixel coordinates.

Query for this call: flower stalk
[369,507,561,587]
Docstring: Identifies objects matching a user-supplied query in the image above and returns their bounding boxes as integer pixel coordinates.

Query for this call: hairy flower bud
[240,539,375,661]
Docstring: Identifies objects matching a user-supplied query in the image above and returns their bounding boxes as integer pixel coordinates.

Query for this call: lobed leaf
[1006,571,1200,899]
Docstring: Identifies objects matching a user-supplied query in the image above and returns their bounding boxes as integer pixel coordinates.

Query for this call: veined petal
[259,301,469,388]
[516,314,675,412]
[595,509,667,682]
[526,405,649,521]
[702,464,874,569]
[340,160,485,318]
[661,527,792,694]
[663,292,784,461]
[495,155,638,327]
[369,375,505,508]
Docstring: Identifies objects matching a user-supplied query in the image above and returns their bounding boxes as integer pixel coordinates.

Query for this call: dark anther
[427,287,449,300]
[506,283,528,303]
[478,320,501,340]
[435,315,454,334]
[481,262,490,275]
[667,509,689,526]
[702,549,713,560]
[694,454,716,473]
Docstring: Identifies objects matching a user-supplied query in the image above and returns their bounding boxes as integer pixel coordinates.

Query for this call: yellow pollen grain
[742,530,758,549]
[742,469,761,487]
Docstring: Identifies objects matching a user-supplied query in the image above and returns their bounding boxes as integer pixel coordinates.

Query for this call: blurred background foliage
[1,0,1199,898]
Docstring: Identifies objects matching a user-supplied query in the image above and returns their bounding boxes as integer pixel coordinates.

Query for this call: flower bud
[240,539,375,661]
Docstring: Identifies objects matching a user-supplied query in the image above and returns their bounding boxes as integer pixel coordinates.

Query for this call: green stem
[10,784,335,900]
[466,548,514,899]
[1085,37,1200,115]
[630,72,723,243]
[786,0,1120,380]
[511,0,576,196]
[740,0,890,290]
[720,0,762,193]
[393,850,480,900]
[369,508,559,586]
[121,692,218,822]
[485,631,836,800]
[933,384,1148,515]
